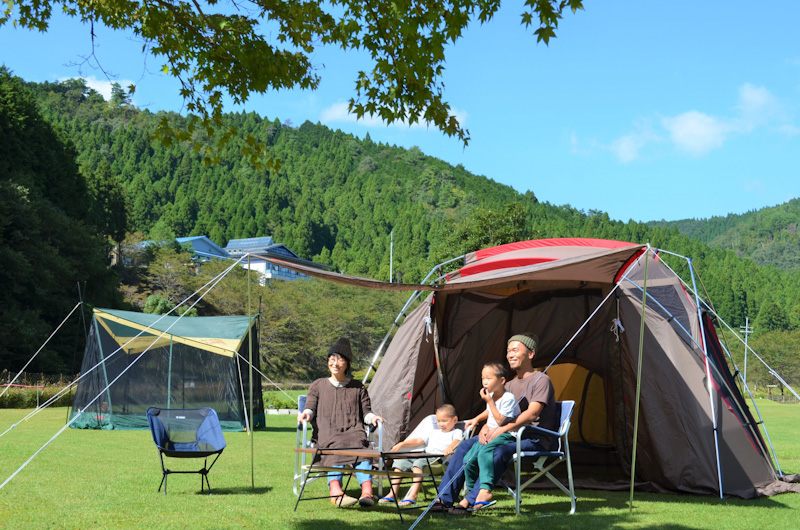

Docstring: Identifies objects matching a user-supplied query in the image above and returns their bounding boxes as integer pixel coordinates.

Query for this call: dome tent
[265,238,799,498]
[70,308,264,431]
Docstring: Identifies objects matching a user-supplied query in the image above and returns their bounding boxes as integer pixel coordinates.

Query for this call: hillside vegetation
[1,71,799,387]
[650,198,800,271]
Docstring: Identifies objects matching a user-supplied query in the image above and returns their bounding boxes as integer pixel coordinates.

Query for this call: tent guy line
[0,255,246,491]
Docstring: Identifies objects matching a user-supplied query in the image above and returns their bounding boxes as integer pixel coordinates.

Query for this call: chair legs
[508,454,577,516]
[157,453,219,495]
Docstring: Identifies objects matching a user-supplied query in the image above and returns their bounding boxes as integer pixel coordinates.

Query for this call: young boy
[455,362,519,513]
[380,404,463,506]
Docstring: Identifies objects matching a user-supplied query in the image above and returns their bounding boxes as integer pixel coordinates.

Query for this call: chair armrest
[514,424,560,440]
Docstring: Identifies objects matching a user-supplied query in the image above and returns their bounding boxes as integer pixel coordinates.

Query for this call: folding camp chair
[378,413,468,501]
[503,400,576,515]
[293,395,384,497]
[146,407,227,495]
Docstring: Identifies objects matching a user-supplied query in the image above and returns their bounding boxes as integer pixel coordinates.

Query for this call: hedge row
[0,386,74,409]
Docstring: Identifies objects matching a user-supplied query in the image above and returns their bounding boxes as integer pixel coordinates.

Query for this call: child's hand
[479,387,491,403]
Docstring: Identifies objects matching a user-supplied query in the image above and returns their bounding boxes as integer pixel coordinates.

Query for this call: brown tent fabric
[367,239,789,498]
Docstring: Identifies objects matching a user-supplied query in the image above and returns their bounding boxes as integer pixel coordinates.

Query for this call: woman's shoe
[358,494,375,507]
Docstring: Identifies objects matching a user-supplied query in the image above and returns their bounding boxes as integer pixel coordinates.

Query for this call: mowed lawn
[0,401,798,529]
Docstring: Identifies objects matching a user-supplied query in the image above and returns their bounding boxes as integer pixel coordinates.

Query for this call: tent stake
[629,246,650,513]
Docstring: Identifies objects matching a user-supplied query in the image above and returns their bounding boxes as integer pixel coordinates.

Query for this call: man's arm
[486,400,545,442]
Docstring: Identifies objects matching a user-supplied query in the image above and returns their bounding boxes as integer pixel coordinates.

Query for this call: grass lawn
[0,401,798,529]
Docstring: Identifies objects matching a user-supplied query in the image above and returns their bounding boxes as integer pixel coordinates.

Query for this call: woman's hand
[371,415,384,427]
[297,411,310,424]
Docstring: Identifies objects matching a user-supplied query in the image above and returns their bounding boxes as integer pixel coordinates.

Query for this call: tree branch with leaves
[2,0,583,166]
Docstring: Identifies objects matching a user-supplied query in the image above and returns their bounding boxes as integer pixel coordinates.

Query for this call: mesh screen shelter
[70,308,264,431]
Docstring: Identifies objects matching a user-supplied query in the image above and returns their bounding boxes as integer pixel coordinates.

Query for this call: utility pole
[740,317,753,387]
[389,230,393,283]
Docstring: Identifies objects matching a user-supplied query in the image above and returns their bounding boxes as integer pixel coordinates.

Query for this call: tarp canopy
[70,309,264,431]
[271,238,795,498]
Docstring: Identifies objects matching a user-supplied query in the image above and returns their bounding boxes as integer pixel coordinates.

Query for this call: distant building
[224,236,330,283]
[175,236,230,261]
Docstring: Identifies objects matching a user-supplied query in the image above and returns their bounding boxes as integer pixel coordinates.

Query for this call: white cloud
[777,124,800,135]
[606,119,661,163]
[610,134,647,163]
[734,83,782,131]
[598,84,797,162]
[320,101,468,130]
[58,75,135,102]
[661,110,729,156]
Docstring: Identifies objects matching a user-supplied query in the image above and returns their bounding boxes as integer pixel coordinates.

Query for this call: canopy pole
[629,246,650,513]
[248,254,255,489]
[167,335,173,407]
[688,259,724,498]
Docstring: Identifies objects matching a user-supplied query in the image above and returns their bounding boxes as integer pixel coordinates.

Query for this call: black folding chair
[146,407,226,495]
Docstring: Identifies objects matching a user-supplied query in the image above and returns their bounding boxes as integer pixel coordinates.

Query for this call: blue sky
[2,2,799,223]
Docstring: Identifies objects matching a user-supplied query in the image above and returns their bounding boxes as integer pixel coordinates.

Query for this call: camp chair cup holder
[146,407,227,495]
[503,400,577,516]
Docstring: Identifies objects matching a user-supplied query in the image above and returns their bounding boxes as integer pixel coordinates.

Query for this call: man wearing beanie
[298,337,383,507]
[434,332,557,514]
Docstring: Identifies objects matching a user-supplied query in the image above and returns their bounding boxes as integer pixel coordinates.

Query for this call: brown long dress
[305,377,374,467]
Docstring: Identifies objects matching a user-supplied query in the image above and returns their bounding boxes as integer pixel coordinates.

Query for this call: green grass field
[0,401,798,529]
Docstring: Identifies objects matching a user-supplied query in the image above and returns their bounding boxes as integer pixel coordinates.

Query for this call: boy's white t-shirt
[405,417,463,454]
[425,427,463,454]
[486,390,519,429]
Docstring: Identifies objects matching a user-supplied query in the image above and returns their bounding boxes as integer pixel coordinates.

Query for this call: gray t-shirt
[505,370,558,449]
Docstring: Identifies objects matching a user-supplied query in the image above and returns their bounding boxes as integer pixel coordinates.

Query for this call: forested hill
[648,199,800,271]
[16,75,800,338]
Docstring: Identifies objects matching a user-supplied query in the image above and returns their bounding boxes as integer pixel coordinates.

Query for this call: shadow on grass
[203,485,272,495]
[253,425,298,434]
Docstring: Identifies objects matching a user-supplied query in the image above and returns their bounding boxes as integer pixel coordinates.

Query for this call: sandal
[359,494,375,507]
[399,499,416,507]
[378,496,396,504]
[448,504,471,515]
[468,500,496,512]
[429,500,451,513]
[332,494,358,507]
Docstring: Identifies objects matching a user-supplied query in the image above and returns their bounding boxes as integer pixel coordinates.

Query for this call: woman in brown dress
[298,337,383,507]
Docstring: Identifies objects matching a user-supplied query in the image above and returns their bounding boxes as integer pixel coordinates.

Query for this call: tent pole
[167,335,173,407]
[688,259,725,499]
[248,254,255,489]
[362,254,463,384]
[362,290,421,384]
[712,334,783,477]
[629,246,650,513]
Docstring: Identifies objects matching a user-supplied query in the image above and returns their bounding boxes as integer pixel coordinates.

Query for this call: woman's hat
[328,337,353,362]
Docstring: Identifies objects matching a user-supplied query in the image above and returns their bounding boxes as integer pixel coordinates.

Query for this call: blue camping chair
[502,400,577,515]
[146,407,226,495]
